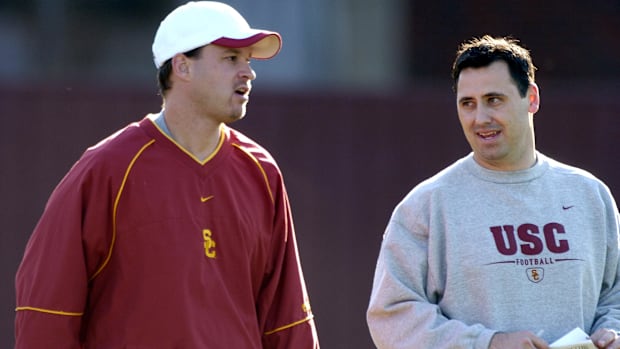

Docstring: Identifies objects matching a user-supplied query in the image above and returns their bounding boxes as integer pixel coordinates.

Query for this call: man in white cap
[15,2,320,348]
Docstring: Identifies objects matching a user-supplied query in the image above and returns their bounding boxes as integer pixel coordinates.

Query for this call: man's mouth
[235,86,250,96]
[477,130,500,140]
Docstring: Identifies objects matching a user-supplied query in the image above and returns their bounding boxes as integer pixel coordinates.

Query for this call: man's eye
[488,97,501,105]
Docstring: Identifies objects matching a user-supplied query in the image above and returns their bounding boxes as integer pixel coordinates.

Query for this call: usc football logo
[527,268,544,283]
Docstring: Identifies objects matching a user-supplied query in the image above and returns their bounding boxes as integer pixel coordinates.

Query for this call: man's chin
[225,113,246,124]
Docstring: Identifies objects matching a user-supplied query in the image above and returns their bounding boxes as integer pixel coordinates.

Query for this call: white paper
[549,327,595,349]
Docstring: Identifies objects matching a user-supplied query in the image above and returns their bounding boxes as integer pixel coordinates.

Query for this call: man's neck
[161,105,224,162]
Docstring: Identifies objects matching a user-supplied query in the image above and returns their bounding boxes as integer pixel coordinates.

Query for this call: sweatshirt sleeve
[591,188,620,333]
[15,153,117,348]
[367,199,496,349]
[257,173,320,349]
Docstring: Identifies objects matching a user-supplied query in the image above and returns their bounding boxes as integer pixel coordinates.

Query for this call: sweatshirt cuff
[475,329,497,349]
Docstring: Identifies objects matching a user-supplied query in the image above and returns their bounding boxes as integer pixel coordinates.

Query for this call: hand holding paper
[549,328,595,349]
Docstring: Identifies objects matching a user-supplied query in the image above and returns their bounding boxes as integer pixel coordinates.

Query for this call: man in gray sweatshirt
[367,35,620,349]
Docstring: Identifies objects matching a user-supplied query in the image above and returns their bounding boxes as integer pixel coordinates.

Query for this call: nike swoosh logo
[200,195,214,203]
[562,205,574,210]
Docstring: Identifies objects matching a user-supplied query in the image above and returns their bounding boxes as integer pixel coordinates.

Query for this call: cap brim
[212,32,282,59]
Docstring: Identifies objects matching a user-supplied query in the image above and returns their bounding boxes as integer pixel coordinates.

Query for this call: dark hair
[157,46,203,96]
[451,35,536,97]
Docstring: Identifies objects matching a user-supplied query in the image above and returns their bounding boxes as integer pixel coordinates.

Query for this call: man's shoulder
[76,118,155,172]
[227,127,280,171]
[542,153,602,184]
[396,155,471,207]
[417,155,471,189]
[89,118,152,151]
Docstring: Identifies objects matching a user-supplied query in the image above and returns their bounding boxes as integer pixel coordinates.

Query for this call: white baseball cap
[152,1,282,68]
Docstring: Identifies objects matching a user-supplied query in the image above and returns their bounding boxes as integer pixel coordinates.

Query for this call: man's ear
[171,53,191,80]
[528,83,540,114]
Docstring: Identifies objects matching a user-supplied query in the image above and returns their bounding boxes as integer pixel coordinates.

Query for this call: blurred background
[1,0,619,347]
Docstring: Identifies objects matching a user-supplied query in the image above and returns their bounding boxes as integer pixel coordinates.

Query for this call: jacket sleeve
[15,153,116,348]
[257,175,320,349]
[366,200,496,349]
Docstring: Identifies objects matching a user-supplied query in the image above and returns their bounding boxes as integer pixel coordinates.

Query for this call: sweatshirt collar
[465,152,549,184]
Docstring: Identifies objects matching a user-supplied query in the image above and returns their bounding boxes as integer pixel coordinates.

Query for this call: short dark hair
[157,46,203,96]
[451,35,536,97]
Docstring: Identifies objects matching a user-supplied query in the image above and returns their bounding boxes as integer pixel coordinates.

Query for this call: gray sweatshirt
[367,153,620,348]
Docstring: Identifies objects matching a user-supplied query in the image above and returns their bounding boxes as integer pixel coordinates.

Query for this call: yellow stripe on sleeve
[15,306,83,317]
[231,143,275,204]
[263,314,315,335]
[89,139,156,281]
